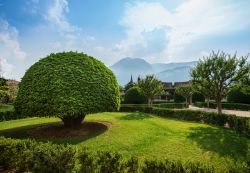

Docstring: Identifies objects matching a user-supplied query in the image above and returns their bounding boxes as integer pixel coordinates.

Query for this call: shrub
[194,102,250,111]
[119,104,152,113]
[192,92,205,102]
[153,100,174,104]
[14,52,120,127]
[124,87,147,104]
[153,103,187,109]
[0,110,23,122]
[174,92,185,103]
[119,105,250,135]
[227,86,250,104]
[25,143,76,173]
[1,137,249,173]
[142,160,214,173]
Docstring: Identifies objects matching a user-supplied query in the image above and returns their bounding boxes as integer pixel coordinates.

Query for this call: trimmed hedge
[3,137,245,173]
[153,100,175,104]
[227,86,250,104]
[194,102,250,111]
[153,103,187,109]
[124,87,147,104]
[119,105,250,135]
[0,110,24,122]
[192,92,205,102]
[174,93,185,103]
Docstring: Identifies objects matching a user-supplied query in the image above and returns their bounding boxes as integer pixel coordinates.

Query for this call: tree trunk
[185,98,188,108]
[148,98,151,107]
[61,115,85,127]
[189,96,193,105]
[207,97,210,108]
[217,96,222,114]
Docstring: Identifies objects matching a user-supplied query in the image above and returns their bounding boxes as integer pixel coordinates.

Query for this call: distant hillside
[110,57,197,85]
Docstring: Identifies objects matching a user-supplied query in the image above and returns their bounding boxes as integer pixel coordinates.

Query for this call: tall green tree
[138,75,163,107]
[191,61,214,108]
[191,51,249,114]
[175,86,192,108]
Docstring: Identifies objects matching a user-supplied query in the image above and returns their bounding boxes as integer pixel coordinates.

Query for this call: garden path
[188,105,250,117]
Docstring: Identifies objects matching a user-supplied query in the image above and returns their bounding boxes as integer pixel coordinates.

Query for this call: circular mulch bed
[27,121,112,139]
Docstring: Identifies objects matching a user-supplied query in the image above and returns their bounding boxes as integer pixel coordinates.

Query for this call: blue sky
[0,0,250,80]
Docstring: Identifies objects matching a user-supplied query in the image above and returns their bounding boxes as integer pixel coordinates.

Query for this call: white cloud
[45,0,79,35]
[117,0,250,63]
[0,20,27,60]
[0,57,14,78]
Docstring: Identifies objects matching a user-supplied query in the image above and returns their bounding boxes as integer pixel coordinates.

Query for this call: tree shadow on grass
[187,127,249,159]
[0,121,109,145]
[118,112,153,120]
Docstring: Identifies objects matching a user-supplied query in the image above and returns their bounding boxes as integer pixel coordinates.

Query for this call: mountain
[152,61,197,73]
[156,66,192,82]
[110,57,197,85]
[110,57,154,85]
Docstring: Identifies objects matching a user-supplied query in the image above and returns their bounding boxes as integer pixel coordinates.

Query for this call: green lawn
[0,112,249,172]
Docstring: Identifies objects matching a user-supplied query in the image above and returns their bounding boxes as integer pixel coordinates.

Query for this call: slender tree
[175,86,192,108]
[190,51,249,114]
[138,75,163,107]
[191,62,214,108]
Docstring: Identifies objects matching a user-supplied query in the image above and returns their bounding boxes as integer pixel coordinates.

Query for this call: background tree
[124,75,135,92]
[175,86,192,108]
[15,52,120,127]
[190,51,249,113]
[227,84,250,104]
[124,86,147,104]
[138,75,163,107]
[191,62,214,108]
[0,77,9,104]
[6,80,19,102]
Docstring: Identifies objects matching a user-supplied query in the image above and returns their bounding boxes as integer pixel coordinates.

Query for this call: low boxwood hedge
[153,103,187,109]
[120,105,250,136]
[2,137,248,173]
[0,110,24,122]
[194,102,250,111]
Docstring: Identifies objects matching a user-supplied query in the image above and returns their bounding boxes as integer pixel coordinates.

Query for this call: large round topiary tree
[15,52,120,127]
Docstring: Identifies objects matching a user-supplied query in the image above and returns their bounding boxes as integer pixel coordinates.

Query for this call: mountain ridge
[110,57,197,85]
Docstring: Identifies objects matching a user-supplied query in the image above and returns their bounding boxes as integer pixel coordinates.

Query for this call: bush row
[120,105,250,136]
[194,102,250,111]
[153,103,187,109]
[0,110,25,122]
[2,137,246,173]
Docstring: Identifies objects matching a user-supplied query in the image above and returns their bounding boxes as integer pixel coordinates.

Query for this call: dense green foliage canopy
[175,86,192,107]
[191,51,249,113]
[15,52,120,125]
[124,86,147,104]
[138,75,163,107]
[227,85,250,104]
[192,92,205,103]
[0,77,8,100]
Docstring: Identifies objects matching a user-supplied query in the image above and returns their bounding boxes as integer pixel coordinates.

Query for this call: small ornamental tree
[190,51,249,113]
[175,86,192,108]
[124,86,147,104]
[15,52,120,127]
[138,75,163,107]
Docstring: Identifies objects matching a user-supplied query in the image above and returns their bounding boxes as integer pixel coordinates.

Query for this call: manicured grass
[0,104,14,112]
[0,112,249,172]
